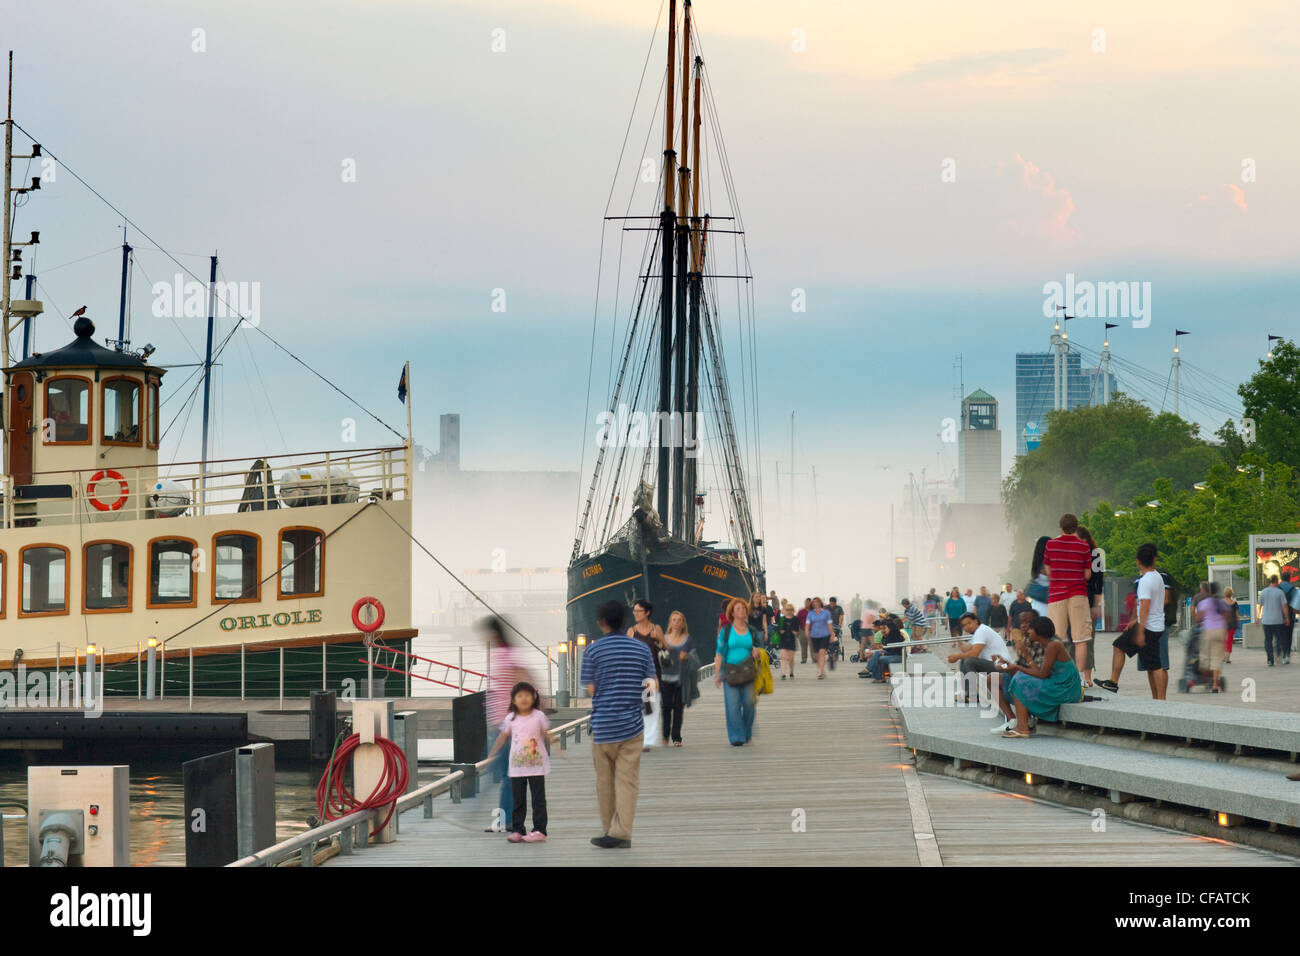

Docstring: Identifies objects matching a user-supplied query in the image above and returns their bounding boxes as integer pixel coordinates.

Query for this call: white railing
[1,445,410,529]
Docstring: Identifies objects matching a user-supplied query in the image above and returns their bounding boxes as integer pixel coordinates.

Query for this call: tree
[1001,395,1220,581]
[1237,338,1300,470]
[1082,458,1300,594]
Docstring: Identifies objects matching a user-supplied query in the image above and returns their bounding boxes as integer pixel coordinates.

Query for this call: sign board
[1247,534,1300,619]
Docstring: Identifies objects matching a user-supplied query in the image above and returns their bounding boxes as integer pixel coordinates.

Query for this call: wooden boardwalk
[326,658,1291,866]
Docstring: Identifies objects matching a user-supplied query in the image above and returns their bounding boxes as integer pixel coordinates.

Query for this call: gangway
[359,642,491,694]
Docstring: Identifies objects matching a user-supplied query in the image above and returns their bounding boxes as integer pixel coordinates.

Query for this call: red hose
[315,734,410,837]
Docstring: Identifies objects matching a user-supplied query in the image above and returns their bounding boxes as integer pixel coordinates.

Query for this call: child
[486,681,551,843]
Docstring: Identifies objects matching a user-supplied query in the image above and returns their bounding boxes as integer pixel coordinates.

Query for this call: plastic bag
[642,682,662,747]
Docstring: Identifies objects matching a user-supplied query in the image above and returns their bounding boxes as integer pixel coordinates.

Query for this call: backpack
[1160,571,1180,629]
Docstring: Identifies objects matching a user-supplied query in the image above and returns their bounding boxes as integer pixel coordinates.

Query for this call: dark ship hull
[567,527,761,649]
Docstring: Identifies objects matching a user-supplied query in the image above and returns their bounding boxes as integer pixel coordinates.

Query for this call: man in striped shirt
[901,599,926,639]
[1043,513,1094,683]
[581,600,657,849]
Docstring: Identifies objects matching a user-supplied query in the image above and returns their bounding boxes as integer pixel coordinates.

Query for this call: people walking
[485,681,551,843]
[628,599,667,683]
[805,596,834,679]
[481,615,537,834]
[1194,583,1227,692]
[1223,587,1238,664]
[1027,536,1051,616]
[659,611,693,746]
[713,597,763,746]
[975,587,992,624]
[777,602,799,679]
[945,588,966,637]
[1260,575,1291,666]
[988,593,1008,634]
[1098,544,1168,699]
[796,598,812,663]
[581,600,657,849]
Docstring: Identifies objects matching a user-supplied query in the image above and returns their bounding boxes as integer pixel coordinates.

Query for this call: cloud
[901,47,1065,84]
[1011,154,1077,241]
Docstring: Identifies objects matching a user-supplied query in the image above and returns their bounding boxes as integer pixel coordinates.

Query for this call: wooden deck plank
[325,656,1290,866]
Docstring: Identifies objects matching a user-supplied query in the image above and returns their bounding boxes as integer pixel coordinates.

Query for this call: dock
[294,642,1292,867]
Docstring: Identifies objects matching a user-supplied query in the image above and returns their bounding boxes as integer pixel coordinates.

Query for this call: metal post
[279,647,284,710]
[367,645,374,698]
[547,646,553,702]
[55,644,61,705]
[240,642,245,701]
[458,646,464,695]
[146,641,157,700]
[322,641,327,690]
[84,646,97,708]
[160,643,165,698]
[188,647,193,710]
[200,254,217,480]
[136,643,142,700]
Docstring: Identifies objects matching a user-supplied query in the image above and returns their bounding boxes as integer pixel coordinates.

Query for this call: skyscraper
[1014,352,1117,456]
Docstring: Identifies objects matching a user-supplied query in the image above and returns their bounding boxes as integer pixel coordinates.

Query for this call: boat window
[21,545,68,616]
[279,527,323,598]
[84,541,132,611]
[149,538,196,607]
[215,533,260,603]
[103,378,142,445]
[147,382,160,448]
[45,377,90,444]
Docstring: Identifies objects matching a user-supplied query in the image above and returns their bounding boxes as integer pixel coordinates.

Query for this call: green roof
[965,389,996,402]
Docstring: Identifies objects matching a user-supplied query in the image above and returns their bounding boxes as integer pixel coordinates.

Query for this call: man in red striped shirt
[1043,513,1094,685]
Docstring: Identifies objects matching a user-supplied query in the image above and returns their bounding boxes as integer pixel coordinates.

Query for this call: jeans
[865,650,900,680]
[510,775,547,835]
[660,681,685,742]
[722,681,756,744]
[1264,624,1290,663]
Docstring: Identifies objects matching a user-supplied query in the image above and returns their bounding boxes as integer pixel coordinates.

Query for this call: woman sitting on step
[991,616,1082,738]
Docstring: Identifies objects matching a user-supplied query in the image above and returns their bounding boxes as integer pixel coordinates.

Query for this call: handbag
[722,626,757,686]
[1025,578,1049,603]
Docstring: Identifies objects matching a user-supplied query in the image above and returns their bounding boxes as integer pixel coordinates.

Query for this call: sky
[4,0,1298,601]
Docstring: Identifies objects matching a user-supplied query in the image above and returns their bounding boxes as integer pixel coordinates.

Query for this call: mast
[684,54,704,541]
[2,51,13,380]
[200,254,217,478]
[656,0,677,528]
[117,229,132,345]
[671,1,692,537]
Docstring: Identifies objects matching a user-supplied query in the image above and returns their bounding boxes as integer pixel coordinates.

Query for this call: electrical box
[28,766,130,867]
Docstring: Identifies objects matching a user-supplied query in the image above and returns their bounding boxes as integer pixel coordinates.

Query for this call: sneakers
[507,832,524,843]
[591,835,632,848]
[522,831,547,843]
[990,717,1013,735]
[1094,679,1119,692]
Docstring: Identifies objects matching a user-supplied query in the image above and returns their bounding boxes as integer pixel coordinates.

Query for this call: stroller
[1179,625,1213,693]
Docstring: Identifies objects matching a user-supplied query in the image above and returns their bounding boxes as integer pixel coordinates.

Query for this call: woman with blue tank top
[713,597,763,746]
[805,597,834,680]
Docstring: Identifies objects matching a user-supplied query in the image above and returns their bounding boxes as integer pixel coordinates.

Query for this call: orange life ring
[352,596,386,633]
[86,469,129,512]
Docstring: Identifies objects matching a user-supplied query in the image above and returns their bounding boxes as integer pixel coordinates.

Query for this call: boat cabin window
[84,541,132,612]
[21,545,68,616]
[279,527,323,598]
[147,382,160,448]
[102,378,142,445]
[45,377,91,444]
[149,537,197,608]
[214,533,260,603]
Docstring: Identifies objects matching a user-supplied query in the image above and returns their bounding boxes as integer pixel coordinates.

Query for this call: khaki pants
[1049,595,1093,647]
[592,734,643,840]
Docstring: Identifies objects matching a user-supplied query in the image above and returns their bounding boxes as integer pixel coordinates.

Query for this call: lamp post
[556,642,570,707]
[85,644,98,708]
[146,636,158,700]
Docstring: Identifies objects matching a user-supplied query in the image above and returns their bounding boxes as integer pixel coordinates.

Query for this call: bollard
[447,764,477,798]
[556,643,570,707]
[235,743,276,859]
[394,711,419,793]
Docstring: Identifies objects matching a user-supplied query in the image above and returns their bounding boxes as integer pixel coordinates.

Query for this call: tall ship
[0,59,414,698]
[567,1,766,641]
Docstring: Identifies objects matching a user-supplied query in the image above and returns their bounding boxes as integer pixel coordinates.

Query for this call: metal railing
[1,445,409,529]
[227,712,593,868]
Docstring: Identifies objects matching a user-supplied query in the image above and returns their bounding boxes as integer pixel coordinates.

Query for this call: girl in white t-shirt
[486,681,552,843]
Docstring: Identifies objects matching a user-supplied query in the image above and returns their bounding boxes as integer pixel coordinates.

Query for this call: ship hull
[567,536,761,651]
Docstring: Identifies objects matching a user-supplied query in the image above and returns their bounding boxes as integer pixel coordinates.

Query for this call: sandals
[1001,729,1031,738]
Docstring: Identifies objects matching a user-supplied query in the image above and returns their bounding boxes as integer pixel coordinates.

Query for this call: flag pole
[403,361,413,488]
